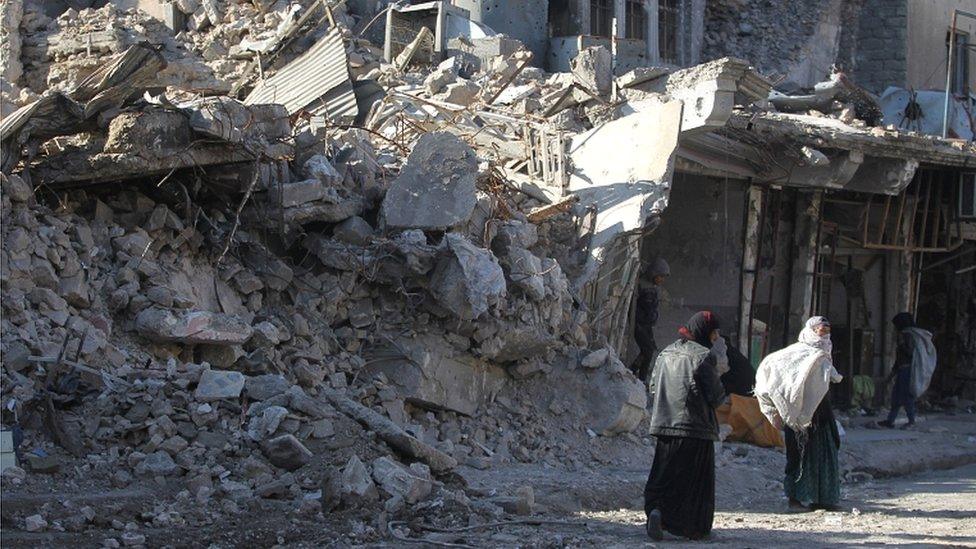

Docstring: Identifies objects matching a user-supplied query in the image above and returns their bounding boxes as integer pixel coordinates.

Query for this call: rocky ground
[2,411,974,547]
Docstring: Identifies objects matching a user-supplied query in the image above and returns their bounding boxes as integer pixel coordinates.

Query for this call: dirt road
[560,463,975,547]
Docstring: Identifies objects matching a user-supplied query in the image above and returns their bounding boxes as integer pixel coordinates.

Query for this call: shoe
[646,509,663,541]
[900,422,916,430]
[788,499,810,513]
[876,420,894,428]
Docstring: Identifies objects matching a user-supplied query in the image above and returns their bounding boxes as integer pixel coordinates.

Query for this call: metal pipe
[943,9,958,138]
[942,9,976,137]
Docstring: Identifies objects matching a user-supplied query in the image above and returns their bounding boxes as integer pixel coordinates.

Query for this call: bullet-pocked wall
[452,0,551,66]
[639,173,748,350]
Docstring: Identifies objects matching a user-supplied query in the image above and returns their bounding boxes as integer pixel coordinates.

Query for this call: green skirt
[784,401,840,506]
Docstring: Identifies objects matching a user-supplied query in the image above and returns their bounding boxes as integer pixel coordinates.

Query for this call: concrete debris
[571,46,612,96]
[4,2,956,543]
[260,434,313,471]
[431,234,507,320]
[135,309,253,346]
[380,132,479,231]
[371,456,433,504]
[323,454,378,510]
[194,369,246,402]
[25,513,47,532]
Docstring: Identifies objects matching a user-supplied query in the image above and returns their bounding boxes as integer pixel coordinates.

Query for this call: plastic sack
[905,328,937,397]
[716,395,784,448]
[754,342,841,431]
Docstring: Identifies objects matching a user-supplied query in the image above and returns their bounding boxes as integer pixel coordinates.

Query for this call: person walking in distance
[631,258,670,382]
[878,312,937,429]
[644,311,725,541]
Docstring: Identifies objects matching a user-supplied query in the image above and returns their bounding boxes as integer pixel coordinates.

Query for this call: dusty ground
[566,463,976,547]
[3,413,974,547]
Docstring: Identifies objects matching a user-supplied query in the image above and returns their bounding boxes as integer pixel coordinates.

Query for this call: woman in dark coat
[644,311,725,540]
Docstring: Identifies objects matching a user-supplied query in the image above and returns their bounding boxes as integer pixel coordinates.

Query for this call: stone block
[270,179,329,208]
[371,457,431,504]
[194,369,246,401]
[135,308,253,345]
[430,233,506,320]
[261,434,312,471]
[380,132,478,231]
[323,454,378,509]
[363,334,506,416]
[245,374,290,401]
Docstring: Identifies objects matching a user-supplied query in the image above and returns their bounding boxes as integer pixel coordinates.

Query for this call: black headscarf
[892,312,916,331]
[678,311,721,348]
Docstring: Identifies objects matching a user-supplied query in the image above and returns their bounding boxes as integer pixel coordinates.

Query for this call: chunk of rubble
[135,308,253,345]
[430,233,507,320]
[571,46,612,96]
[25,514,47,532]
[195,369,246,401]
[323,454,378,510]
[371,457,432,504]
[364,334,506,416]
[245,374,290,401]
[333,216,374,246]
[135,451,178,477]
[261,434,312,471]
[440,80,482,106]
[380,132,479,230]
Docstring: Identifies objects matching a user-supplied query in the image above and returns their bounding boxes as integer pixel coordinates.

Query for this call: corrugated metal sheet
[244,27,358,121]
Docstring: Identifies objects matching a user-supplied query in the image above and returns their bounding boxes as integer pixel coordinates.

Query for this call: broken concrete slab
[303,155,342,184]
[501,247,545,301]
[135,308,253,345]
[323,454,378,510]
[430,233,506,320]
[245,374,290,401]
[135,451,178,477]
[333,216,374,246]
[440,80,482,106]
[194,369,246,402]
[363,334,506,416]
[371,456,432,504]
[261,434,313,471]
[325,392,457,474]
[571,46,612,96]
[269,179,330,208]
[380,132,478,231]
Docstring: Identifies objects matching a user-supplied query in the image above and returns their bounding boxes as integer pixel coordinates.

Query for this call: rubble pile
[0,2,673,542]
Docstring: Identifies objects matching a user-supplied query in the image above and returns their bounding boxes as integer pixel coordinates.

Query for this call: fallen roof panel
[244,26,358,120]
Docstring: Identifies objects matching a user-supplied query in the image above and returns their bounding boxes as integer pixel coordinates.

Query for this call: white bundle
[754,318,842,431]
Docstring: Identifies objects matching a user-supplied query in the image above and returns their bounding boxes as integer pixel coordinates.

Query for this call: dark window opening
[659,0,679,63]
[960,172,976,219]
[626,0,646,40]
[947,31,970,95]
[548,0,578,36]
[590,0,613,37]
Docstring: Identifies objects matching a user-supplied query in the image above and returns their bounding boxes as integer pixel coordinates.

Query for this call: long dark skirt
[784,399,840,506]
[644,435,715,539]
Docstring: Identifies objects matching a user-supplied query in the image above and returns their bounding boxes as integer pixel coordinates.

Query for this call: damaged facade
[0,0,974,544]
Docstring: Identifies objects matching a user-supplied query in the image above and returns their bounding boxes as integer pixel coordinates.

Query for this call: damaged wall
[641,173,748,347]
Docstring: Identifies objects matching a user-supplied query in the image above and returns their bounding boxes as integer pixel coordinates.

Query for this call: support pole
[943,9,957,138]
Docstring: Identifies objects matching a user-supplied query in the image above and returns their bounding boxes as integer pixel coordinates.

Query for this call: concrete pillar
[738,185,763,354]
[787,190,823,338]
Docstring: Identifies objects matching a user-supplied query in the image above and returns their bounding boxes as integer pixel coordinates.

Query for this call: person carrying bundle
[754,316,843,511]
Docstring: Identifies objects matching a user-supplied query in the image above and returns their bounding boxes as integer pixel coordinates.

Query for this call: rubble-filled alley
[1,0,975,547]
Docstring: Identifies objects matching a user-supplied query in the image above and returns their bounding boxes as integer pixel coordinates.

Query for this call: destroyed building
[0,0,974,545]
